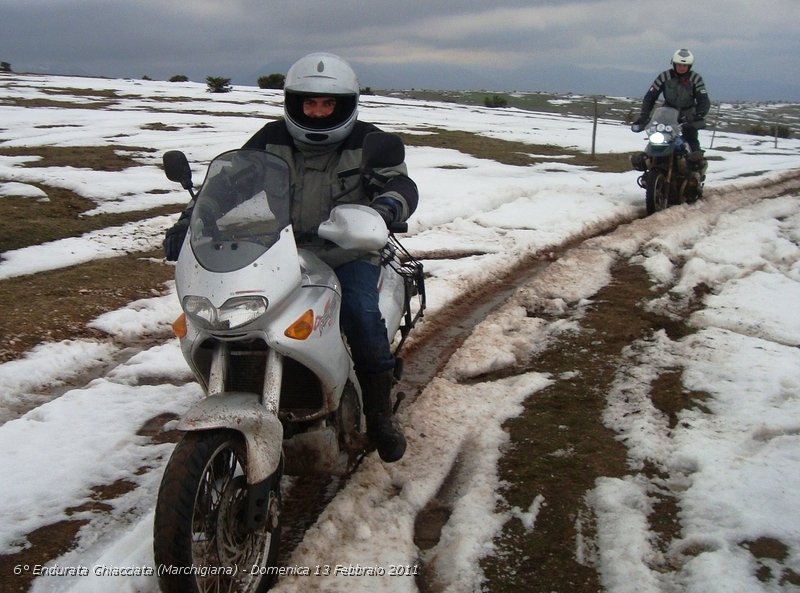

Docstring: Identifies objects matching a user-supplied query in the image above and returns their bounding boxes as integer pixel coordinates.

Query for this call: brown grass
[0,249,175,362]
[398,128,632,172]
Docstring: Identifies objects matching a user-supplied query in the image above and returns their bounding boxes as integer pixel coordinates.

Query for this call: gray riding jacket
[241,119,418,268]
[640,69,711,123]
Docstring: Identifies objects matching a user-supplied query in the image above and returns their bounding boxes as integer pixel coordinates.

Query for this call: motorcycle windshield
[189,150,292,273]
[647,106,681,136]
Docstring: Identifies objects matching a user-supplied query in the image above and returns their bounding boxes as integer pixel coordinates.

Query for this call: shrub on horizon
[484,94,508,108]
[257,74,285,89]
[206,76,232,93]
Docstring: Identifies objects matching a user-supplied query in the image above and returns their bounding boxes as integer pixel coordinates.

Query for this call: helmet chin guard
[283,53,360,145]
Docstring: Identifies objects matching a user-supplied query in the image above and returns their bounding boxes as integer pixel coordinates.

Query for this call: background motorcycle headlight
[183,295,268,330]
[649,131,668,145]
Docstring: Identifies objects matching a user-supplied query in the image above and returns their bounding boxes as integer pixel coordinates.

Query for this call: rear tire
[154,429,281,593]
[645,170,669,215]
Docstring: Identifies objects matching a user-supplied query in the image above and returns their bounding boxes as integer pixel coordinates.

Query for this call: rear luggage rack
[382,233,426,354]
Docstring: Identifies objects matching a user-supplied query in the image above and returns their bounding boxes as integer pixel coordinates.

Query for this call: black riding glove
[692,115,706,130]
[631,116,648,132]
[163,217,190,261]
[371,196,401,226]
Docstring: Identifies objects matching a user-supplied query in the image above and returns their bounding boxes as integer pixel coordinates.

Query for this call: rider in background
[163,52,418,463]
[632,49,711,167]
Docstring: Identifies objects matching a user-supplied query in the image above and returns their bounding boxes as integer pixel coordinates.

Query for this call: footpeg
[393,391,406,414]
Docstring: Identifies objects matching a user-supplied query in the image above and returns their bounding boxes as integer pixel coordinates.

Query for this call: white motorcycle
[153,133,425,593]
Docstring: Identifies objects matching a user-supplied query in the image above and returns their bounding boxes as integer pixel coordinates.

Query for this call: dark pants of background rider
[682,126,701,154]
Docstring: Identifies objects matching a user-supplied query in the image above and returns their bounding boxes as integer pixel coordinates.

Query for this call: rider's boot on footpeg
[359,370,407,462]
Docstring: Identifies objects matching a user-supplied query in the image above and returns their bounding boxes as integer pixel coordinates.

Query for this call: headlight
[183,295,268,330]
[649,131,667,145]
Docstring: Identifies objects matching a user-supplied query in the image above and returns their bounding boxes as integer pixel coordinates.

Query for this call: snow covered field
[1,74,800,592]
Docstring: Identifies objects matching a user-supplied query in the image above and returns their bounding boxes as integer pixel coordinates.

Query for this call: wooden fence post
[591,97,598,158]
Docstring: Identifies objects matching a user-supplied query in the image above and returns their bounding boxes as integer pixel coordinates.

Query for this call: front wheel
[645,169,669,215]
[154,429,282,593]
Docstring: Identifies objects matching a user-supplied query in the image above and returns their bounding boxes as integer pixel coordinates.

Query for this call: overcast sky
[1,0,798,102]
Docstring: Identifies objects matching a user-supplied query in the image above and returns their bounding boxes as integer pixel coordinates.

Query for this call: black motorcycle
[630,106,707,215]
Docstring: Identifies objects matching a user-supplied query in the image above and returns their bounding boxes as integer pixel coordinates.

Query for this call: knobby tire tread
[153,429,243,593]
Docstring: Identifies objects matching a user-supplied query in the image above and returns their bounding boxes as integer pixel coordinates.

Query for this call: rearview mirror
[361,132,405,170]
[163,150,193,190]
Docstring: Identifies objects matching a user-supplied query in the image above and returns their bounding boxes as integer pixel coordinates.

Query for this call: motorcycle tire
[673,178,688,206]
[154,429,282,593]
[686,174,702,204]
[645,170,669,215]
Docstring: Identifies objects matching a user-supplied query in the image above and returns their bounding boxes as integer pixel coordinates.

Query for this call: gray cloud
[1,0,798,100]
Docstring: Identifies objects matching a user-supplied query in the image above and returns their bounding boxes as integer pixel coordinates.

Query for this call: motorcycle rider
[163,52,418,463]
[632,48,711,167]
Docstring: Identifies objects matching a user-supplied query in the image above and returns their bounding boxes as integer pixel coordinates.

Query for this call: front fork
[637,155,675,189]
[177,341,285,508]
[204,342,285,530]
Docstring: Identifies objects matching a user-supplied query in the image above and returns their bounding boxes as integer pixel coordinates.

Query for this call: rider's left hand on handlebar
[371,196,401,226]
[679,113,705,131]
[691,115,706,130]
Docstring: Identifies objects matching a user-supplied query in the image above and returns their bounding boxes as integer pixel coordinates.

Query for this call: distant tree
[257,73,285,89]
[484,95,508,108]
[0,62,11,73]
[169,74,189,82]
[206,76,232,93]
[361,87,374,95]
[142,75,152,81]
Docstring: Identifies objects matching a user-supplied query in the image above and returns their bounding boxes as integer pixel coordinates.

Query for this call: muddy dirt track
[2,172,800,593]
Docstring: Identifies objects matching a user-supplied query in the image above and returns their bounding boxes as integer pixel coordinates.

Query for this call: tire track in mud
[396,171,800,593]
[477,263,653,593]
[477,171,800,593]
[3,172,799,593]
[272,211,640,574]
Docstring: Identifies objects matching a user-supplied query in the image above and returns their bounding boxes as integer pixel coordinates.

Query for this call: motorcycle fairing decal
[314,296,336,336]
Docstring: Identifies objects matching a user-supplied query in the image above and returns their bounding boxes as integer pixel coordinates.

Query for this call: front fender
[176,392,283,484]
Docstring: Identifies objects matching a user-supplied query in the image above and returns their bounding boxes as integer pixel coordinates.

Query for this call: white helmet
[671,48,695,69]
[284,52,360,145]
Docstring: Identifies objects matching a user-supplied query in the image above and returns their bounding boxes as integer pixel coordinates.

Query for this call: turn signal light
[172,313,187,338]
[284,310,314,340]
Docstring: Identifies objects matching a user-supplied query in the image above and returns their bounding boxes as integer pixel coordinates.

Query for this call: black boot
[358,370,407,462]
[688,150,706,169]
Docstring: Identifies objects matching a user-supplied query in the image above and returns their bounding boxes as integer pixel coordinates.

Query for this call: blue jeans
[335,260,395,375]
